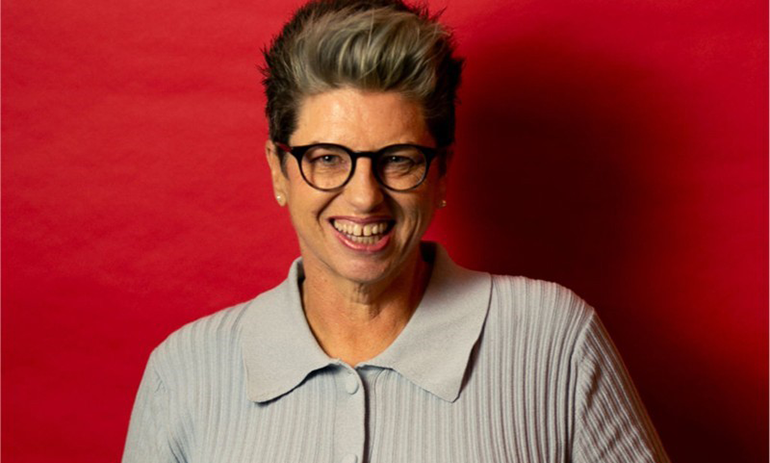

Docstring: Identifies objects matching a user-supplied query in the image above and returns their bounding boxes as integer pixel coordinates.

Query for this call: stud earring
[439,199,447,209]
[276,194,285,206]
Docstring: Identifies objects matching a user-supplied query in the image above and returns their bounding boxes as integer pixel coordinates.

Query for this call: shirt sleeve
[572,312,670,463]
[122,350,185,463]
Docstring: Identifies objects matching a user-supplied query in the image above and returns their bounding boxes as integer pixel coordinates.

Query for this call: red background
[2,0,767,461]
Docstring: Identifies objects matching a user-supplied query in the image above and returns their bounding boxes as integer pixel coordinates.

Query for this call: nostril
[343,177,385,209]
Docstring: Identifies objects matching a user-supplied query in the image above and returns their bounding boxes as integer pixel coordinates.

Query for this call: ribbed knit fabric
[123,245,669,463]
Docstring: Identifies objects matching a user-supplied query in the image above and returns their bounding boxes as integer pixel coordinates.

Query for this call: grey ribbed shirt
[123,244,669,462]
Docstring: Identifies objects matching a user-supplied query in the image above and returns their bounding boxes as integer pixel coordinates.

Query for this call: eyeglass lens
[300,145,427,190]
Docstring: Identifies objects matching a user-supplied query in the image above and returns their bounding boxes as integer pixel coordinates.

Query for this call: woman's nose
[342,158,385,211]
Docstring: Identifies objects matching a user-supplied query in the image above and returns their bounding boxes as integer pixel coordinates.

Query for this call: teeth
[333,220,390,238]
[348,235,380,244]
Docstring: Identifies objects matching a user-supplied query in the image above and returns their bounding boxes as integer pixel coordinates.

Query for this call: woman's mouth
[331,218,393,250]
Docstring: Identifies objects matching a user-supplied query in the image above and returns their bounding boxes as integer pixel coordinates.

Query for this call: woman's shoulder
[486,274,597,342]
[490,274,595,313]
[148,298,256,372]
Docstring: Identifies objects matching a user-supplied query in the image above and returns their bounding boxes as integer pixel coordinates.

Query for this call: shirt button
[345,375,359,394]
[341,455,358,463]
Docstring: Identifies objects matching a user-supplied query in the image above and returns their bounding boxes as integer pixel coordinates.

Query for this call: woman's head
[262,0,463,151]
[263,0,462,287]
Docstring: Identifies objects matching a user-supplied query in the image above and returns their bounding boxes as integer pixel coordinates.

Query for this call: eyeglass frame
[274,142,443,192]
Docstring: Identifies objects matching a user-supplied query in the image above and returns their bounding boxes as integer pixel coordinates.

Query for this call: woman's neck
[300,250,431,366]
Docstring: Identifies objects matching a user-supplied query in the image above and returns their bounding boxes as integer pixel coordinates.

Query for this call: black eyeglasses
[275,142,441,192]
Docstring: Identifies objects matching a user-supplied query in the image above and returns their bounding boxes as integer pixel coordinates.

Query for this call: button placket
[333,365,366,463]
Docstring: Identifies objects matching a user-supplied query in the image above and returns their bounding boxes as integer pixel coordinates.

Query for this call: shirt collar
[240,242,492,403]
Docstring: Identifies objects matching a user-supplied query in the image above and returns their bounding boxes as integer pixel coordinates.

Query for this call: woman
[123,0,669,461]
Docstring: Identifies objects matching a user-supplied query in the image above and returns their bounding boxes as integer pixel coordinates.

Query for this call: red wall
[2,0,767,461]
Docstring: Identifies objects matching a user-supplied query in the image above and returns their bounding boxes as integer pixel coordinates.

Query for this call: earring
[439,199,447,209]
[276,194,285,206]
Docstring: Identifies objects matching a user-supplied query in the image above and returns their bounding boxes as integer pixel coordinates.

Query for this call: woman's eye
[321,155,338,163]
[311,153,342,164]
[385,156,412,165]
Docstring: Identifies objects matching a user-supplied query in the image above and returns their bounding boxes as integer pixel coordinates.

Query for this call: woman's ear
[436,149,452,209]
[437,174,448,209]
[265,141,287,206]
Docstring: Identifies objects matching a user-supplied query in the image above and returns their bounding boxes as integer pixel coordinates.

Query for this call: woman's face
[266,88,446,287]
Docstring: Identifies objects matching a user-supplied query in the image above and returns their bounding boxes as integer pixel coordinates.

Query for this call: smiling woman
[121,1,670,462]
[269,88,443,365]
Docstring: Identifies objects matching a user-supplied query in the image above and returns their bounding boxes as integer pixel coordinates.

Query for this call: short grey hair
[262,0,463,152]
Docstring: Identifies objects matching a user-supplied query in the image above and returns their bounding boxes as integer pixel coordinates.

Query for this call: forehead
[290,88,433,149]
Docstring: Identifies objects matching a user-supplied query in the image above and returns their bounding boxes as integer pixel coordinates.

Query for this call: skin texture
[265,88,447,365]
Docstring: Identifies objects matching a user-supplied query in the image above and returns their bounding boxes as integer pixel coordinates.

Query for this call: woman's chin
[330,243,425,288]
[332,258,397,286]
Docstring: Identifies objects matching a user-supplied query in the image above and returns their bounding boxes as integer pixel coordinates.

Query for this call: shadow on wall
[443,35,752,462]
[450,35,683,284]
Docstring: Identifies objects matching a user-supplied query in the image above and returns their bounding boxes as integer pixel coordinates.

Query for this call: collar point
[436,389,462,403]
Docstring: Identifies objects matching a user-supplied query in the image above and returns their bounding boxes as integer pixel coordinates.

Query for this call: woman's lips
[330,218,393,252]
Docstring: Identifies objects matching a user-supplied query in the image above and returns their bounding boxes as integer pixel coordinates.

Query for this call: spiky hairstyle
[262,0,463,150]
